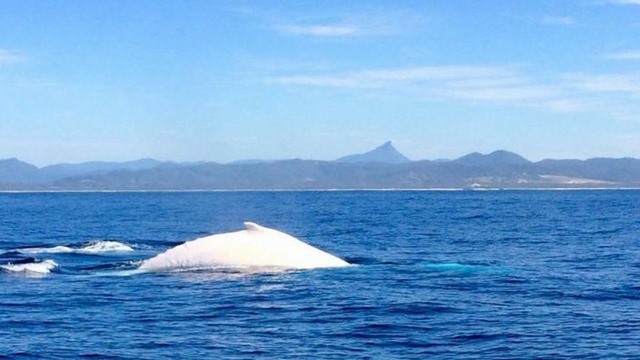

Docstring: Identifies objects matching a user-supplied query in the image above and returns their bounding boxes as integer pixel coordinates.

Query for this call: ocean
[1,190,639,359]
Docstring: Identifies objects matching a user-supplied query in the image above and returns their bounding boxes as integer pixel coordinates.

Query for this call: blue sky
[1,0,640,165]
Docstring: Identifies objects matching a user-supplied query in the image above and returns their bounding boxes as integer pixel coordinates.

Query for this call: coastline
[2,187,640,194]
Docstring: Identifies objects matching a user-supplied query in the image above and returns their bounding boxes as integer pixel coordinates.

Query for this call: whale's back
[139,222,349,271]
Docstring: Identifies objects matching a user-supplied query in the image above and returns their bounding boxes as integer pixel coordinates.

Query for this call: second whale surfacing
[138,222,349,272]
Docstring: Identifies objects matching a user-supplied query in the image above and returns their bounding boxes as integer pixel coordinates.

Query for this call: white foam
[16,246,74,254]
[92,269,146,277]
[76,241,134,254]
[1,259,58,274]
[15,241,134,255]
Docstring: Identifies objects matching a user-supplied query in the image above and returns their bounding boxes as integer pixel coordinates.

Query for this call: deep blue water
[1,190,639,359]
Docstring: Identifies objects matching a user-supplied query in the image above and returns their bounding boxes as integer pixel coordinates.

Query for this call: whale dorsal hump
[244,222,265,232]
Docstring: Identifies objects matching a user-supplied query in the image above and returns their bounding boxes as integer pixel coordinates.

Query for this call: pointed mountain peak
[0,158,39,169]
[0,158,42,184]
[336,141,411,164]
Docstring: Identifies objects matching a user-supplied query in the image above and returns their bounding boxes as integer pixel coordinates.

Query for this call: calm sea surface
[1,190,639,359]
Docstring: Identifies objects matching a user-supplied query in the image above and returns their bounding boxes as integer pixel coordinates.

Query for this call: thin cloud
[0,49,27,64]
[565,73,640,92]
[271,8,422,38]
[357,66,515,82]
[276,24,358,37]
[274,74,361,87]
[542,99,589,113]
[272,66,522,88]
[541,16,576,26]
[610,0,640,4]
[446,85,558,102]
[604,50,640,60]
[269,65,584,112]
[268,65,640,115]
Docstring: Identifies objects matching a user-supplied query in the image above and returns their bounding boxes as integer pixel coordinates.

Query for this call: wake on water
[0,259,59,275]
[8,240,134,255]
[0,240,136,275]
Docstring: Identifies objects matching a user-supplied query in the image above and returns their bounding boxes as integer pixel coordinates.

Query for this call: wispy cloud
[604,50,640,60]
[565,73,640,92]
[542,99,589,113]
[269,65,585,112]
[268,64,640,115]
[0,49,27,64]
[541,16,576,26]
[446,85,558,102]
[276,24,358,37]
[609,0,640,4]
[270,7,422,38]
[272,66,521,88]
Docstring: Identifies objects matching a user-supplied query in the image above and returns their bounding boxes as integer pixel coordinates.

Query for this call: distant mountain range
[1,142,639,190]
[0,158,164,184]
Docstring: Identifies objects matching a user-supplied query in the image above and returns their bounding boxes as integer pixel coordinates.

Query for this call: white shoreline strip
[1,187,640,194]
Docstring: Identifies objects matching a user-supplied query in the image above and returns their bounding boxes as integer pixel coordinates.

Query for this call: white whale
[138,222,349,272]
